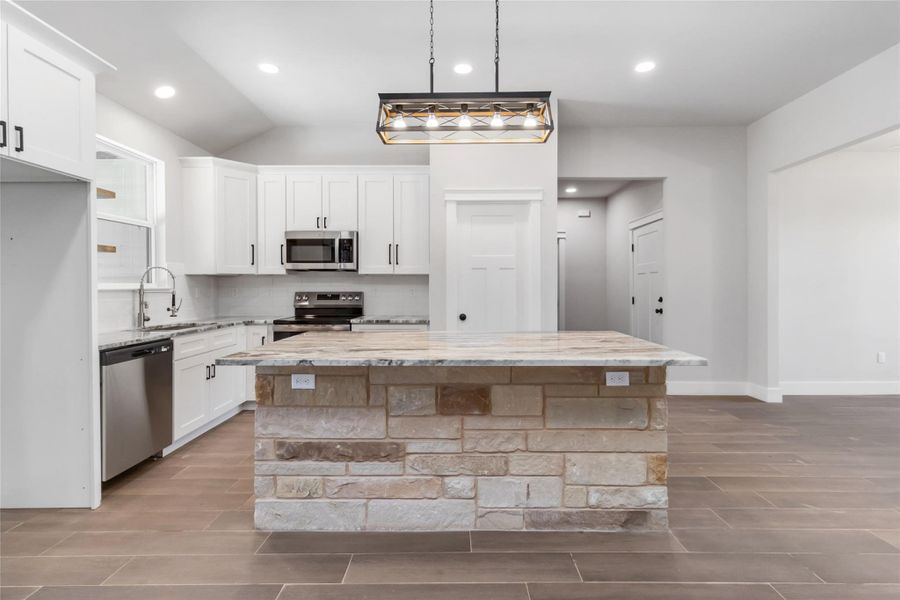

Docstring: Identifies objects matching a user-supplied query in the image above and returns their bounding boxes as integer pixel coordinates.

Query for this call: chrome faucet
[137,266,182,328]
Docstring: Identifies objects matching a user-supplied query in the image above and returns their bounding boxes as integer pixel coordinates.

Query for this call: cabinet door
[209,362,243,418]
[215,167,257,274]
[393,174,430,275]
[5,26,94,179]
[322,174,358,231]
[173,354,210,440]
[257,174,286,275]
[357,174,395,274]
[286,174,322,230]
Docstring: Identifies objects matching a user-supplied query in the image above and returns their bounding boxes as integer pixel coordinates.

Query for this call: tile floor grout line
[36,531,78,556]
[273,583,288,600]
[569,552,584,583]
[255,531,274,554]
[97,555,136,586]
[767,583,789,600]
[341,553,354,584]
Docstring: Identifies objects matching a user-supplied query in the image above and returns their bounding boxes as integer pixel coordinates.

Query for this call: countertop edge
[216,357,708,367]
[98,318,272,352]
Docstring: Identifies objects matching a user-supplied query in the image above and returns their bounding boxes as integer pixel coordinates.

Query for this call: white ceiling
[558,178,636,199]
[22,1,900,153]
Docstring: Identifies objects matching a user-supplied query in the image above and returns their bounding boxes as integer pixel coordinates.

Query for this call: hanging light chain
[429,0,435,94]
[494,0,500,93]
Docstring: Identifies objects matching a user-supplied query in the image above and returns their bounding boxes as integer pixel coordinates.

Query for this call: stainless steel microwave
[284,230,357,271]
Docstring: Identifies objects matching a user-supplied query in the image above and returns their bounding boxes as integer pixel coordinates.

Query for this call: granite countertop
[217,330,707,367]
[98,317,272,351]
[350,315,430,325]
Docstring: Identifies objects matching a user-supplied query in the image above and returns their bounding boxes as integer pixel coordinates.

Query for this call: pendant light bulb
[459,104,472,128]
[490,106,503,128]
[523,104,537,128]
[426,107,439,128]
[392,106,407,129]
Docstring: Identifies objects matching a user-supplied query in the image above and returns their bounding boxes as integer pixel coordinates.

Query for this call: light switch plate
[606,371,630,386]
[291,374,316,390]
[877,352,887,364]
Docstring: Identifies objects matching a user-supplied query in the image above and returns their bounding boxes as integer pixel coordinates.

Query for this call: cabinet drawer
[208,326,239,351]
[174,332,210,360]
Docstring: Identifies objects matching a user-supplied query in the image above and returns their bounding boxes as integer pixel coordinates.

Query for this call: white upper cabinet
[0,21,107,180]
[358,171,429,275]
[182,157,258,275]
[286,174,322,230]
[322,174,358,231]
[257,174,286,275]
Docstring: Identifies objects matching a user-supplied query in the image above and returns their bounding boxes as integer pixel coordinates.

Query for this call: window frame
[95,135,167,291]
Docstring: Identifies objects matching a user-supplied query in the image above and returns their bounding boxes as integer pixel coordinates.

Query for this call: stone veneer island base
[218,331,706,531]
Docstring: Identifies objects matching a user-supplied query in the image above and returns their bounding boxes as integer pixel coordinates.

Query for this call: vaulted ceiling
[23,1,900,153]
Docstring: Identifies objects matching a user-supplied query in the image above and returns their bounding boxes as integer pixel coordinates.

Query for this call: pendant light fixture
[376,0,553,145]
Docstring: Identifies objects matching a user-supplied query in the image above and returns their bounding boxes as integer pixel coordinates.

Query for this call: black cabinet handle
[261,336,266,345]
[459,313,467,321]
[0,121,6,148]
[324,216,328,229]
[658,296,663,303]
[14,126,23,152]
[211,364,216,378]
[395,244,399,265]
[655,308,664,314]
[205,365,211,380]
[250,244,255,266]
[280,244,285,265]
[316,216,320,229]
[388,243,392,265]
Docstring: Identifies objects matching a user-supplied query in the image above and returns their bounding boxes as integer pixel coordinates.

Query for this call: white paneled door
[322,174,358,231]
[286,174,322,230]
[215,167,257,274]
[631,218,664,343]
[449,199,539,332]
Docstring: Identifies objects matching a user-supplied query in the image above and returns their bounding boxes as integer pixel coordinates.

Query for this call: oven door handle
[272,324,352,332]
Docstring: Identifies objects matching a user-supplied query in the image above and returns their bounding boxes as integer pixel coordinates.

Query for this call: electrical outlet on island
[291,374,316,390]
[606,371,630,386]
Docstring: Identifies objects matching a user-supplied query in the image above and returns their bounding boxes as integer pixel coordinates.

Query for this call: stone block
[648,367,666,384]
[404,440,463,453]
[325,477,441,499]
[438,385,491,415]
[464,416,544,430]
[564,486,587,508]
[254,476,274,498]
[255,499,366,531]
[649,398,667,430]
[275,476,323,499]
[595,384,667,398]
[511,367,606,384]
[370,367,510,385]
[254,439,275,460]
[255,461,346,476]
[524,509,666,531]
[463,431,526,453]
[407,454,507,476]
[647,454,668,484]
[255,375,274,405]
[273,375,367,407]
[367,499,476,530]
[527,430,667,452]
[275,441,404,463]
[388,416,461,439]
[587,486,668,509]
[388,386,436,415]
[477,477,562,508]
[565,454,648,485]
[369,385,386,407]
[443,477,476,499]
[490,386,543,416]
[545,398,648,429]
[477,509,524,530]
[348,462,405,475]
[544,384,598,397]
[508,453,564,476]
[256,407,385,439]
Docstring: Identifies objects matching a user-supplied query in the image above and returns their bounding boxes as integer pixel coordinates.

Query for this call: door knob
[655,308,663,314]
[458,313,467,321]
[658,296,663,303]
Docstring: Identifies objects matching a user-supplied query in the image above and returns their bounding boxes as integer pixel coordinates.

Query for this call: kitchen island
[218,331,706,531]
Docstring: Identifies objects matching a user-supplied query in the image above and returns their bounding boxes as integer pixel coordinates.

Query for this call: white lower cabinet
[244,325,269,403]
[172,352,211,440]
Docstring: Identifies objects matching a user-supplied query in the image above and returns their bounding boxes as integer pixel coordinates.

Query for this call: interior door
[453,202,533,332]
[357,174,394,274]
[322,174,358,231]
[632,219,664,343]
[286,174,322,230]
[257,174,286,275]
[393,174,430,275]
[216,167,257,274]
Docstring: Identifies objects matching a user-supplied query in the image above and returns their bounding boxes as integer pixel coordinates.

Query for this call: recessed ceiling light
[453,63,473,75]
[565,186,577,193]
[634,61,656,73]
[258,63,279,74]
[154,85,176,99]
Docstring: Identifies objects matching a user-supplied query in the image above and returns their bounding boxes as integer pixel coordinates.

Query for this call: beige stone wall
[254,366,668,531]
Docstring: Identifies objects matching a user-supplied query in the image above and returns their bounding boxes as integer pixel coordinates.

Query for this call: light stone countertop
[350,315,430,325]
[217,330,707,367]
[98,317,272,351]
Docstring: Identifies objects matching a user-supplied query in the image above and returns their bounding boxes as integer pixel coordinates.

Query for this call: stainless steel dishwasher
[101,339,173,481]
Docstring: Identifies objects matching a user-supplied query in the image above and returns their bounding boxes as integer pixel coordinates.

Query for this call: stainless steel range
[271,291,364,341]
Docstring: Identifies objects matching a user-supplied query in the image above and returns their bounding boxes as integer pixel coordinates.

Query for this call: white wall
[747,44,900,401]
[777,149,900,394]
[605,181,664,335]
[558,198,607,330]
[429,120,559,331]
[95,95,217,332]
[559,126,747,389]
[220,125,428,166]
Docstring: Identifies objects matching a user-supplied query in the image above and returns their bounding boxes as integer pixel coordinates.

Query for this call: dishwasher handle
[101,340,172,366]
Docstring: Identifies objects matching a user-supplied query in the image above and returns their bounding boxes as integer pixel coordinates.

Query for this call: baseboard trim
[162,404,248,456]
[667,381,783,403]
[780,381,900,396]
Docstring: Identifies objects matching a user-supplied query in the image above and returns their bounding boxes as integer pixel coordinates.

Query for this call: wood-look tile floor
[2,396,899,599]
